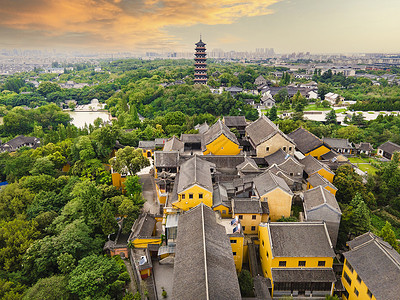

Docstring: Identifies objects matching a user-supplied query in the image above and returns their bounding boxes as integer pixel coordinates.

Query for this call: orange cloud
[0,0,281,50]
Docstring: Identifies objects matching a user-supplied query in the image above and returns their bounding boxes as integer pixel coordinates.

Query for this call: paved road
[139,174,160,215]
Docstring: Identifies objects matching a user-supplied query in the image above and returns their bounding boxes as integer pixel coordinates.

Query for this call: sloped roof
[180,133,203,143]
[246,115,293,147]
[138,140,155,149]
[212,184,230,208]
[343,233,400,300]
[232,199,263,214]
[173,204,241,300]
[236,156,259,172]
[154,151,179,168]
[1,135,40,151]
[288,127,328,154]
[322,137,353,149]
[300,155,334,176]
[203,119,239,147]
[378,141,400,155]
[130,213,156,239]
[223,116,247,128]
[194,122,210,134]
[271,268,336,283]
[253,170,293,196]
[176,156,215,193]
[355,142,374,151]
[307,173,337,191]
[163,136,184,152]
[254,75,267,85]
[264,148,288,166]
[303,186,341,214]
[226,86,243,92]
[263,222,335,258]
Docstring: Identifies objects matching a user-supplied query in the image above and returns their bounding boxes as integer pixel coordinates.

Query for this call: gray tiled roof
[223,116,247,128]
[253,170,293,196]
[271,268,336,283]
[300,155,334,176]
[163,136,184,152]
[246,115,293,147]
[203,119,239,147]
[154,151,179,168]
[180,133,203,143]
[343,233,400,300]
[355,142,374,151]
[323,137,353,149]
[303,186,341,214]
[173,204,241,300]
[176,156,215,193]
[212,184,230,208]
[288,127,328,154]
[129,213,156,238]
[233,199,263,214]
[264,148,288,165]
[378,141,400,155]
[264,222,335,257]
[307,173,337,191]
[236,156,259,172]
[138,140,155,149]
[194,122,210,134]
[0,135,40,152]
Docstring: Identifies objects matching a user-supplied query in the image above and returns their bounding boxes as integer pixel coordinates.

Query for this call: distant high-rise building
[194,37,207,85]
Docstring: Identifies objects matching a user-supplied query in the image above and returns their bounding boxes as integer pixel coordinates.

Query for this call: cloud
[0,0,280,50]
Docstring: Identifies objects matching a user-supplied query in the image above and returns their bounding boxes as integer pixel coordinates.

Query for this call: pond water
[68,111,110,128]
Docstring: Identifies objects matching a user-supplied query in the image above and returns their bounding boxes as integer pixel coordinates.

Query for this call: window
[233,252,236,256]
[345,260,354,273]
[262,240,264,246]
[289,147,292,151]
[298,261,306,267]
[230,239,237,244]
[242,226,246,231]
[356,275,361,284]
[266,147,270,152]
[266,251,269,258]
[222,210,226,215]
[283,147,287,152]
[189,193,193,199]
[251,226,256,231]
[252,215,257,220]
[238,215,243,219]
[289,172,294,176]
[318,261,326,267]
[279,261,286,267]
[343,271,352,286]
[199,193,203,199]
[354,287,359,297]
[181,194,185,199]
[367,289,373,298]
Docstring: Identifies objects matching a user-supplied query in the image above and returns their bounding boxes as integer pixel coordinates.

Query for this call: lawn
[371,214,400,239]
[356,163,378,175]
[0,117,3,125]
[304,104,331,111]
[348,157,366,163]
[335,108,347,114]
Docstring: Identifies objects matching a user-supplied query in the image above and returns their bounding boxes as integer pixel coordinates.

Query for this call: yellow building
[300,155,335,183]
[341,232,400,300]
[246,115,295,158]
[232,198,269,235]
[212,184,232,218]
[138,141,156,158]
[307,173,338,195]
[253,171,294,221]
[259,222,336,297]
[129,213,161,249]
[288,127,331,159]
[202,119,241,155]
[172,156,215,211]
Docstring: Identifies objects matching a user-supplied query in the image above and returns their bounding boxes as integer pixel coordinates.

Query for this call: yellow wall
[112,173,126,189]
[173,185,212,211]
[155,184,167,205]
[230,236,244,272]
[306,145,330,160]
[259,225,334,296]
[342,259,377,300]
[260,188,292,221]
[142,149,153,158]
[315,168,335,183]
[255,134,295,158]
[308,183,337,196]
[213,204,232,218]
[234,213,262,235]
[131,237,161,249]
[203,134,241,155]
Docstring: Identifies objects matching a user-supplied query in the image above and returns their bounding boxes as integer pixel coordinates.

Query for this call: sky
[0,0,399,53]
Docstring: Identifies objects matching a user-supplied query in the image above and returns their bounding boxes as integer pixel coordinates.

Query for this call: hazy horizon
[1,0,400,54]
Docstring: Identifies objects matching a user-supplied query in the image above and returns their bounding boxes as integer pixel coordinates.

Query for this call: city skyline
[1,0,400,53]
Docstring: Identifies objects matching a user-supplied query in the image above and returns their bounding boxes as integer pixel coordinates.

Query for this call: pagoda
[194,36,207,84]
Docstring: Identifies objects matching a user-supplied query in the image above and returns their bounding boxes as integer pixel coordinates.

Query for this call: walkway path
[140,174,160,215]
[123,260,137,295]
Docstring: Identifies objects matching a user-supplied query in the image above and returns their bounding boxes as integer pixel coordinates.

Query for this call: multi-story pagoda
[194,37,207,84]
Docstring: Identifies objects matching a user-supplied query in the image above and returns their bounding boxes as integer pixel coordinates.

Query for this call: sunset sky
[0,0,399,53]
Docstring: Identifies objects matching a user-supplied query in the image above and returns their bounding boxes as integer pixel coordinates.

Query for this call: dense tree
[238,270,254,297]
[325,109,337,124]
[379,221,399,251]
[23,275,70,300]
[267,105,278,121]
[110,146,150,176]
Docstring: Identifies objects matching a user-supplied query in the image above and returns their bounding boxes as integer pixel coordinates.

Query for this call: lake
[68,111,110,128]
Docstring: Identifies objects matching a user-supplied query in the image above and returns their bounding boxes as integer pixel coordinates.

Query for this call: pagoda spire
[194,36,207,85]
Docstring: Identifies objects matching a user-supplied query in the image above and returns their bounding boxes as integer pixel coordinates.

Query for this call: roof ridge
[373,238,400,269]
[200,204,210,300]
